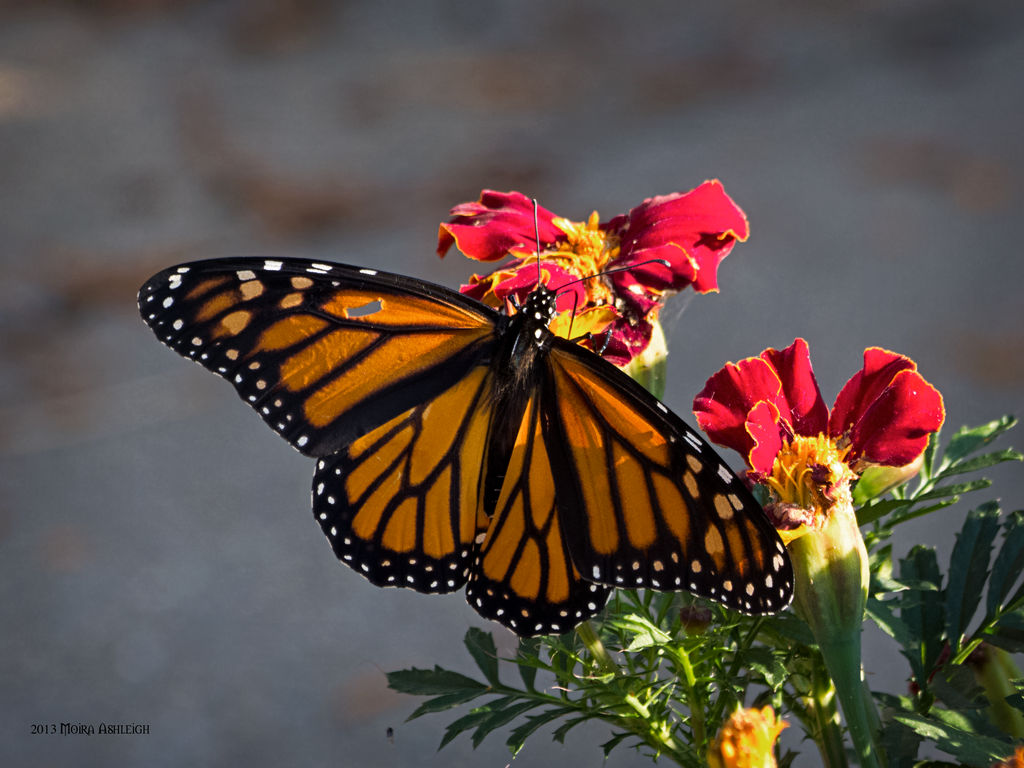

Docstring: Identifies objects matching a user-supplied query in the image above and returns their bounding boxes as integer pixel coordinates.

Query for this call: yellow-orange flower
[707,706,787,768]
[993,745,1024,768]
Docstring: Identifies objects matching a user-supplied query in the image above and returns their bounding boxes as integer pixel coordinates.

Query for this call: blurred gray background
[2,1,1022,766]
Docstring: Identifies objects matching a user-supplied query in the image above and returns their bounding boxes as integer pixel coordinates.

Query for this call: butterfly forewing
[311,365,494,593]
[138,258,500,457]
[542,340,793,614]
[467,391,611,635]
[139,255,793,637]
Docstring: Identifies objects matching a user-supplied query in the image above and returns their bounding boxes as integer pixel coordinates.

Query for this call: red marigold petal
[746,400,785,477]
[598,317,652,366]
[845,368,945,466]
[608,270,665,320]
[611,243,697,292]
[693,356,784,460]
[437,190,563,262]
[463,260,580,312]
[828,347,919,439]
[606,180,749,294]
[760,338,828,437]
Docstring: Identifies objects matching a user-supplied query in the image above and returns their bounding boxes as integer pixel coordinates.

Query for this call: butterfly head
[520,284,559,344]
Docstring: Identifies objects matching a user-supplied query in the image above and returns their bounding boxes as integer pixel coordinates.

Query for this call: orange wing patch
[466,394,610,635]
[313,365,494,594]
[545,345,790,615]
[321,288,488,329]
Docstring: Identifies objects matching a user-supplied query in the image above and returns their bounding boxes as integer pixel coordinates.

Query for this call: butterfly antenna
[554,258,671,297]
[555,258,671,346]
[532,198,542,288]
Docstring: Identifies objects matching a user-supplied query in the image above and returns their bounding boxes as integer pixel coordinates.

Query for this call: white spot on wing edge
[717,464,734,483]
[237,269,257,281]
[263,259,283,271]
[358,268,378,276]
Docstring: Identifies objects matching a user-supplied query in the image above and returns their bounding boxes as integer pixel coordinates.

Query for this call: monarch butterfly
[138,256,793,635]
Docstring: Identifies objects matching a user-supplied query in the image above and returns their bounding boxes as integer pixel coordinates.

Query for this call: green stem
[818,636,885,768]
[708,617,764,727]
[575,620,618,676]
[671,643,705,747]
[575,620,691,765]
[806,656,848,768]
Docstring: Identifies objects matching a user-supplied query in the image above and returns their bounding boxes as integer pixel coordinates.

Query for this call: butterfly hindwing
[312,365,494,593]
[138,258,502,457]
[140,256,793,636]
[541,339,793,615]
[467,390,611,636]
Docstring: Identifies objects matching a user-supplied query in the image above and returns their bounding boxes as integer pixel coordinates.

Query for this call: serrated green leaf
[887,499,958,528]
[946,503,1001,648]
[438,707,497,750]
[988,511,1024,616]
[1002,579,1024,616]
[879,718,924,768]
[386,666,488,696]
[875,573,941,594]
[506,707,572,754]
[867,597,913,647]
[930,664,986,713]
[745,647,788,688]
[470,700,540,748]
[600,730,634,757]
[900,546,945,684]
[516,636,542,692]
[942,417,1017,466]
[760,611,817,646]
[939,449,1023,478]
[463,627,501,687]
[857,498,913,526]
[552,714,592,744]
[891,712,1012,765]
[609,613,672,651]
[916,479,992,502]
[985,613,1024,654]
[549,644,578,683]
[408,688,492,719]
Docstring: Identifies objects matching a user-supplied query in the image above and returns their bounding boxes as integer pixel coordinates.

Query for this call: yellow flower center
[766,433,855,525]
[548,211,620,306]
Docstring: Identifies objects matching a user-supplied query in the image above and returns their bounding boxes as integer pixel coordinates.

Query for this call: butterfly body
[139,257,792,635]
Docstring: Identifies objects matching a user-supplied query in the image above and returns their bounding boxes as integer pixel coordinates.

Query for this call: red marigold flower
[694,339,942,762]
[693,338,944,536]
[437,182,749,365]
